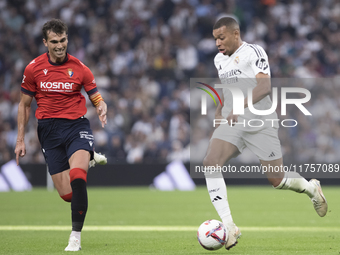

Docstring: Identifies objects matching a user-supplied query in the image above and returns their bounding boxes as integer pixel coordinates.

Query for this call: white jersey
[214,42,278,130]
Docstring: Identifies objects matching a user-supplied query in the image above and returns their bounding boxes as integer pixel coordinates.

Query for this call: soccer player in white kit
[204,17,328,250]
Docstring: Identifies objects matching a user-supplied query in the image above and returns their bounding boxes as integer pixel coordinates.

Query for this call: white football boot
[89,151,107,168]
[309,179,328,217]
[65,236,81,251]
[225,223,241,250]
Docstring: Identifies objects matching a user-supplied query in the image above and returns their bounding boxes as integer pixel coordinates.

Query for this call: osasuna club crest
[67,68,74,78]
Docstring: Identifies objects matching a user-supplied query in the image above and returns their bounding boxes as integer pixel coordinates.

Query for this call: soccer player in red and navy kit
[14,19,107,251]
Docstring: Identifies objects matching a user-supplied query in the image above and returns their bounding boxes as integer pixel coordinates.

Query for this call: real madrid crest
[67,68,74,78]
[234,56,239,64]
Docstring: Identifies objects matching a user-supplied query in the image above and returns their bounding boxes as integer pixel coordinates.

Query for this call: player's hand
[14,140,26,165]
[96,100,107,128]
[227,112,239,126]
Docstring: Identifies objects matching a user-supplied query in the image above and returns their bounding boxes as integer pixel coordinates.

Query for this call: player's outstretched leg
[308,179,328,217]
[204,170,241,250]
[65,168,88,251]
[89,151,107,168]
[275,172,328,217]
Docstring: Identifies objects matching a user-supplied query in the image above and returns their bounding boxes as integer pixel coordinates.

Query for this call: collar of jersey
[234,42,246,55]
[47,52,69,66]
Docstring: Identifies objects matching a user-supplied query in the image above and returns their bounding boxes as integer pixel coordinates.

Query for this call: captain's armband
[90,93,103,107]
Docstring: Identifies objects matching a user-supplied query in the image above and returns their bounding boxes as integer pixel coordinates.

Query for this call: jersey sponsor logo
[67,68,74,78]
[219,69,241,84]
[40,81,74,90]
[219,69,241,78]
[22,75,26,83]
[234,56,240,64]
[43,69,48,75]
[255,58,268,70]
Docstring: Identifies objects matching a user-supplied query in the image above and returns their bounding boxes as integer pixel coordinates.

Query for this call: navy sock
[70,178,88,231]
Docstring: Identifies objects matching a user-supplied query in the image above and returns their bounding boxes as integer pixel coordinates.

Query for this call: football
[197,219,228,250]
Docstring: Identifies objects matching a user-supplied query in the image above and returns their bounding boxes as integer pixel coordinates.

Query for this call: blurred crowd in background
[0,0,340,164]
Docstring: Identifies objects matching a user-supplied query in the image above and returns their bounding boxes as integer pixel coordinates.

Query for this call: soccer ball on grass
[197,219,228,250]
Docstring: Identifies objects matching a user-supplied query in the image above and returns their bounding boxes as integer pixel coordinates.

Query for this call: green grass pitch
[0,185,339,254]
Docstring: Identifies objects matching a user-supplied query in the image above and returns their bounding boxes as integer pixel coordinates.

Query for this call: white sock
[70,231,81,243]
[205,171,233,227]
[275,172,315,198]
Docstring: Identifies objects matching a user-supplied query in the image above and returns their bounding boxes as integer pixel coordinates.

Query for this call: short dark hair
[213,17,239,31]
[42,19,68,41]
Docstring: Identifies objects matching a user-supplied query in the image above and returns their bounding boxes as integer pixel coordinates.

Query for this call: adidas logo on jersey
[268,152,275,158]
[212,196,222,202]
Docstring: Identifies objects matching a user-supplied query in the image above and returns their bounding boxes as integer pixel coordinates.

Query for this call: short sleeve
[248,45,271,76]
[82,65,98,96]
[21,66,36,97]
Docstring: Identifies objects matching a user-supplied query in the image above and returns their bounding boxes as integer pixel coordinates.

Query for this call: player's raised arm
[15,92,33,165]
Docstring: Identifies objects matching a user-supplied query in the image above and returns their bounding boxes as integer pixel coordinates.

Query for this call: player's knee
[60,192,72,202]
[69,168,87,182]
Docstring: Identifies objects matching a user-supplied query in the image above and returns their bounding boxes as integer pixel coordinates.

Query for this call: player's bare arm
[227,72,271,126]
[90,92,107,128]
[214,93,224,128]
[244,72,271,108]
[15,92,33,165]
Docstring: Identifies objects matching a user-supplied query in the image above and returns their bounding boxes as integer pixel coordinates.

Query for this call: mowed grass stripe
[0,226,339,232]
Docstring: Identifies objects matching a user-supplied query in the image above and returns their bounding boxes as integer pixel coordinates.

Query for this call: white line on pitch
[0,226,339,232]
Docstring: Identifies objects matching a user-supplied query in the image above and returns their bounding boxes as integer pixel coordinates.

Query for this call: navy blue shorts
[37,117,94,175]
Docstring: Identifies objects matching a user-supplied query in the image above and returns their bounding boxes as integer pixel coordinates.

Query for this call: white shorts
[211,125,282,161]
